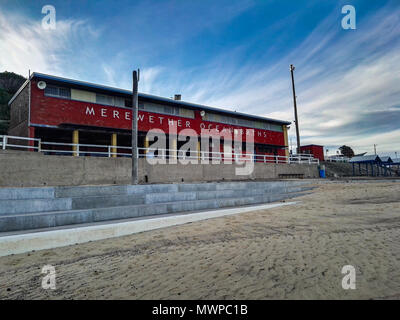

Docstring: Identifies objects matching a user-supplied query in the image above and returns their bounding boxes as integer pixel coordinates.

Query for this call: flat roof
[9,72,290,125]
[301,144,324,147]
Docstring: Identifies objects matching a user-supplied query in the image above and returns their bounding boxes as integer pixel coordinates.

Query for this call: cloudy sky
[1,0,399,156]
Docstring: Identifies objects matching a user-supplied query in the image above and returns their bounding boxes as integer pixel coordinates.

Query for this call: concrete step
[0,191,309,232]
[145,191,197,204]
[0,181,313,201]
[0,185,313,214]
[0,184,180,201]
[71,194,145,210]
[195,185,312,200]
[0,198,72,215]
[0,187,55,200]
[0,181,315,232]
[57,184,179,198]
[55,185,129,198]
[177,180,311,192]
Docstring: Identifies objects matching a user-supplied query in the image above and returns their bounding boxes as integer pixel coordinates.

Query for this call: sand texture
[0,181,399,299]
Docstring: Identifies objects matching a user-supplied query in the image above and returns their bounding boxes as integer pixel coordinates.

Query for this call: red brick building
[8,72,291,159]
[300,144,324,161]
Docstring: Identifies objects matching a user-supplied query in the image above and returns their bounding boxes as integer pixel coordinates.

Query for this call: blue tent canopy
[392,158,400,165]
[380,156,393,164]
[349,155,397,177]
[349,155,381,163]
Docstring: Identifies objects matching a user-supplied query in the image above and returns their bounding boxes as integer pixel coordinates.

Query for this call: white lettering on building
[86,106,95,116]
[83,106,270,142]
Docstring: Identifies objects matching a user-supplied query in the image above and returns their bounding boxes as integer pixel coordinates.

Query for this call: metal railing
[40,141,132,157]
[326,155,350,162]
[0,134,319,164]
[138,147,319,164]
[0,135,41,151]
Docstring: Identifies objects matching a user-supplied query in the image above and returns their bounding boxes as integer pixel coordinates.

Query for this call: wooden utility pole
[290,64,301,155]
[131,70,139,184]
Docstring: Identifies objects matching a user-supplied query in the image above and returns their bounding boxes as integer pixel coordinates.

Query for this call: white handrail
[0,134,319,164]
[0,134,40,142]
[0,135,41,151]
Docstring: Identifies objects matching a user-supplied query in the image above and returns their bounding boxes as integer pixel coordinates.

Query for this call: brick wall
[300,145,324,161]
[8,83,30,139]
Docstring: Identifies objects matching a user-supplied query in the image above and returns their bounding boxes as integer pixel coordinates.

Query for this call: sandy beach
[0,180,399,299]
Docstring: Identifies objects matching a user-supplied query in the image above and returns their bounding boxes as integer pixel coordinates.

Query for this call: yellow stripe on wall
[283,125,289,158]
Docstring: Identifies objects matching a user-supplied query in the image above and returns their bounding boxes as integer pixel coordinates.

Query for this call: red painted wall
[30,80,286,149]
[300,145,324,161]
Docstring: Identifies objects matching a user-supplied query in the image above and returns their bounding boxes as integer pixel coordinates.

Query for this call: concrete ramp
[0,181,314,233]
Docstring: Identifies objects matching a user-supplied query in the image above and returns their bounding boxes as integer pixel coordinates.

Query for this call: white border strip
[0,202,297,257]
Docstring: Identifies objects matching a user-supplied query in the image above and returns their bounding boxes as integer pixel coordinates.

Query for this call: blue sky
[1,0,399,156]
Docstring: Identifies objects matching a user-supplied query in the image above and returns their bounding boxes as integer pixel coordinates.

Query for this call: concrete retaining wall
[0,150,319,187]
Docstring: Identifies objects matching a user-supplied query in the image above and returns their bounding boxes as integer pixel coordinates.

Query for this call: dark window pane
[44,85,58,96]
[125,99,133,108]
[59,87,71,98]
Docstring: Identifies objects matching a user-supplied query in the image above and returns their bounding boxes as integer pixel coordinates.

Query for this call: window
[140,102,194,118]
[44,86,58,96]
[270,124,283,132]
[204,112,283,132]
[94,94,126,107]
[44,85,71,99]
[96,94,114,106]
[45,86,135,109]
[59,87,71,98]
[125,99,132,108]
[179,108,194,118]
[163,105,175,115]
[256,145,278,153]
[114,96,125,107]
[254,121,271,130]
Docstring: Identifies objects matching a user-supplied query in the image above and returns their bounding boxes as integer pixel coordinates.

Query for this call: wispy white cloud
[0,10,100,78]
[129,67,163,95]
